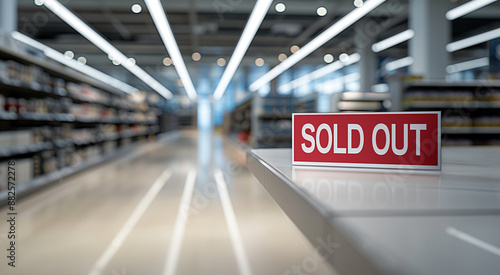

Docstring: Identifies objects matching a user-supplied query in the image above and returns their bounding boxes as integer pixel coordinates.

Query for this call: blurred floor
[0,130,337,275]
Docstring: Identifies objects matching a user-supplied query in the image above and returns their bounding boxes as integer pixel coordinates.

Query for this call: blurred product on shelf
[0,130,33,150]
[0,159,33,192]
[0,42,175,203]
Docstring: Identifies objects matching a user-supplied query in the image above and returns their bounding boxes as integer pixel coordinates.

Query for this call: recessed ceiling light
[131,4,142,14]
[77,56,86,65]
[278,53,287,62]
[249,0,386,92]
[275,3,286,13]
[323,54,334,63]
[34,0,44,6]
[126,58,136,66]
[64,50,74,59]
[339,53,349,62]
[255,58,265,66]
[354,0,364,8]
[192,52,201,61]
[317,7,327,16]
[112,59,121,65]
[290,45,300,53]
[217,58,226,66]
[163,57,172,66]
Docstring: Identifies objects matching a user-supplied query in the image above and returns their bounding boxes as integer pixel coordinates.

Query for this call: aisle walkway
[0,130,337,275]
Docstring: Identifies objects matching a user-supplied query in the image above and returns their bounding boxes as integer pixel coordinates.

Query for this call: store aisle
[0,130,337,275]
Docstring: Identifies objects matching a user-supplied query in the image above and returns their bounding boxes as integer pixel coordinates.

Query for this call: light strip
[446,0,497,20]
[163,170,197,275]
[213,0,273,100]
[144,0,197,100]
[385,56,414,71]
[315,72,361,93]
[11,31,138,94]
[446,57,489,73]
[447,227,500,257]
[447,27,500,52]
[89,169,172,275]
[278,53,360,94]
[371,29,414,53]
[214,170,253,275]
[371,83,389,93]
[249,0,386,92]
[41,0,173,99]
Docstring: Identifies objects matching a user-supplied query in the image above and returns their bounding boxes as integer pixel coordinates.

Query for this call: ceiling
[15,0,500,96]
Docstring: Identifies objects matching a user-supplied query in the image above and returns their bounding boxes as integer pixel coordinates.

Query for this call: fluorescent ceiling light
[277,53,360,94]
[371,83,389,93]
[41,0,173,99]
[144,0,197,100]
[371,29,414,53]
[11,31,138,94]
[446,0,497,20]
[446,27,500,52]
[315,72,361,93]
[385,56,414,71]
[446,57,489,73]
[213,0,273,100]
[249,0,386,92]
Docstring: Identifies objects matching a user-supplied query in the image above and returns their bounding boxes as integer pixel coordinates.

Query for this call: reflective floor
[0,130,337,275]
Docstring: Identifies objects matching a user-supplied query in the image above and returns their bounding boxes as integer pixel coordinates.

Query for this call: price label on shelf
[292,112,441,169]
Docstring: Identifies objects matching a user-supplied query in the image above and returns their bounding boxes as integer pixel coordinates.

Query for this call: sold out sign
[292,112,441,169]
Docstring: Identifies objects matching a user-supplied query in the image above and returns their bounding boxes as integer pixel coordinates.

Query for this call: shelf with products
[0,111,157,125]
[224,97,252,144]
[0,43,171,201]
[0,91,158,125]
[442,126,500,135]
[295,93,317,113]
[0,124,158,161]
[401,80,500,145]
[404,101,500,109]
[251,94,297,148]
[0,77,61,98]
[0,74,155,114]
[0,45,160,112]
[0,142,53,158]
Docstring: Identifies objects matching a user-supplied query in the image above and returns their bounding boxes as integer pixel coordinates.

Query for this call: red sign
[293,112,441,169]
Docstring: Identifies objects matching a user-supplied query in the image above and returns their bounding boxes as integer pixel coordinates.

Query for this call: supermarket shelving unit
[0,44,174,204]
[225,93,318,148]
[251,94,297,148]
[295,93,318,113]
[224,97,252,144]
[401,80,500,145]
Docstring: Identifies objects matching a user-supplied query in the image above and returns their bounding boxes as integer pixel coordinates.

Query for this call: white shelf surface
[247,146,500,275]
